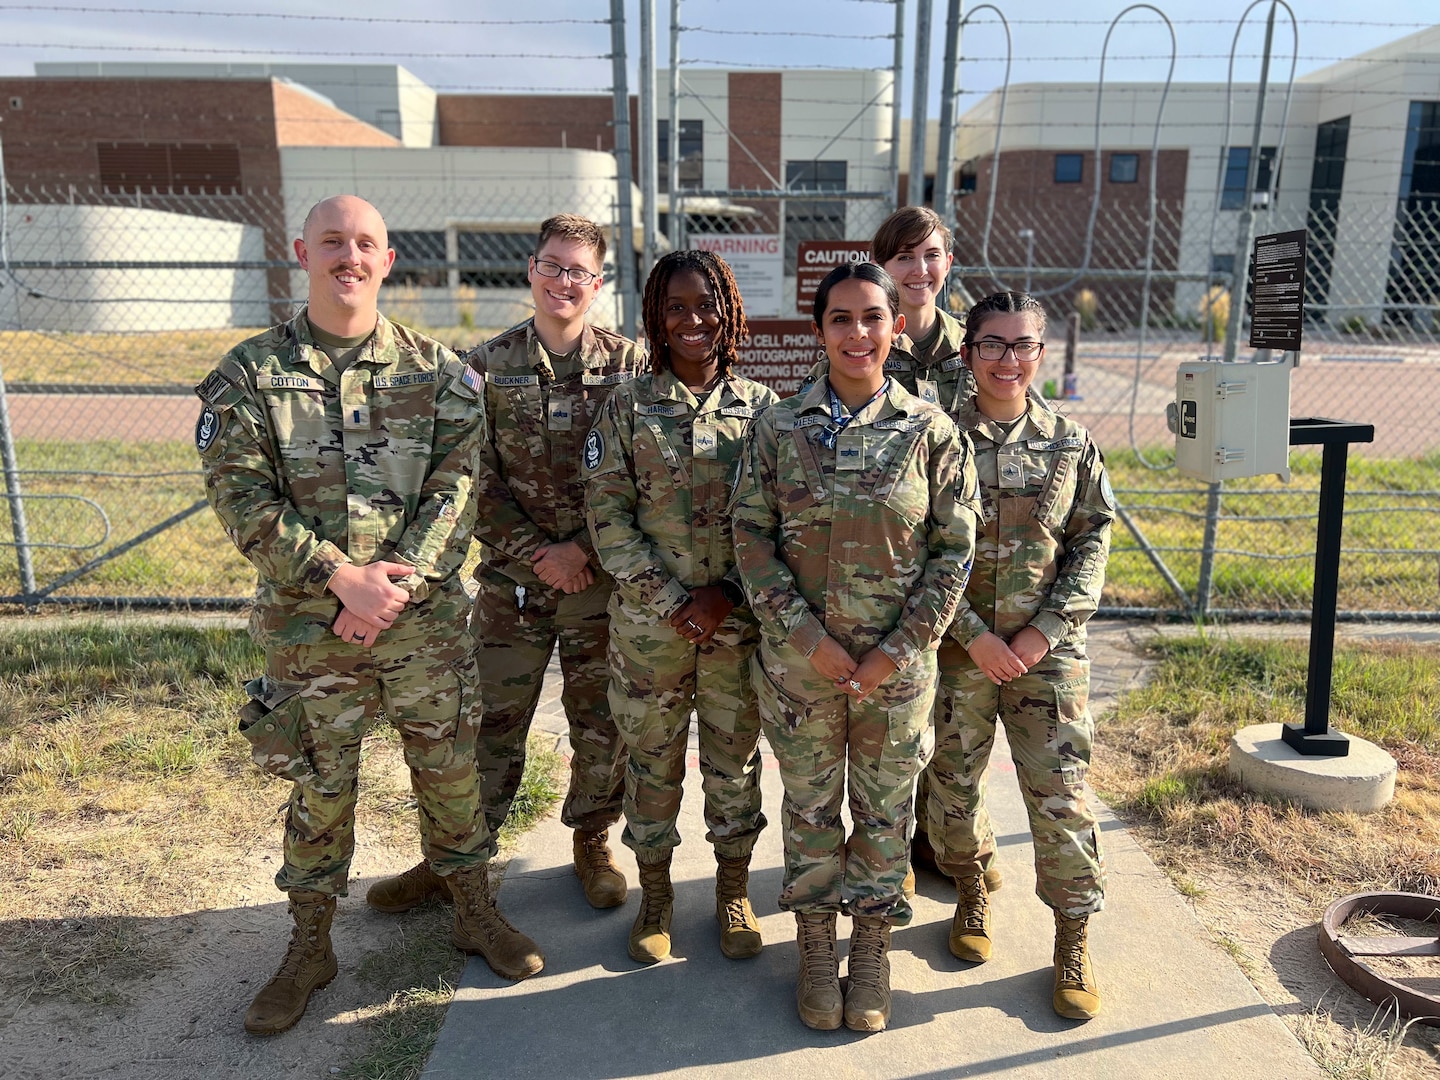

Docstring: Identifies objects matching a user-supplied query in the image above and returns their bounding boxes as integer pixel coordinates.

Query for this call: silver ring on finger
[848,679,863,692]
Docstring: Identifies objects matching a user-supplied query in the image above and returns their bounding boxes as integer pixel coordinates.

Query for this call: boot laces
[1056,917,1089,986]
[577,833,615,875]
[717,859,750,925]
[454,871,519,942]
[848,922,888,988]
[636,865,673,927]
[398,861,437,886]
[275,904,328,981]
[797,917,836,979]
[957,874,989,932]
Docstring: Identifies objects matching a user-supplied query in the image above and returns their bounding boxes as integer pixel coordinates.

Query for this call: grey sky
[0,0,1435,111]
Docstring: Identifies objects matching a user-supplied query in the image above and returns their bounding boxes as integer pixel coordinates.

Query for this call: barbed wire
[679,27,892,41]
[0,5,610,25]
[1,42,610,60]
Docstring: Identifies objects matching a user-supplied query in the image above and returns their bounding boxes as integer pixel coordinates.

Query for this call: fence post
[639,0,660,274]
[890,0,906,212]
[907,0,932,208]
[609,0,639,336]
[0,371,37,607]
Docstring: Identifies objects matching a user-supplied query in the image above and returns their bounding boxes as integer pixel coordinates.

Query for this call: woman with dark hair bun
[730,261,979,1033]
[584,249,777,967]
[927,289,1114,1021]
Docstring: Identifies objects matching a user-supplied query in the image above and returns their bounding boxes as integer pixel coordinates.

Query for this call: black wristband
[718,579,745,606]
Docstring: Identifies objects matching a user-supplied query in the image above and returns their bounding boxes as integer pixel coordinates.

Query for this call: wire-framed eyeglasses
[970,340,1045,362]
[532,257,599,286]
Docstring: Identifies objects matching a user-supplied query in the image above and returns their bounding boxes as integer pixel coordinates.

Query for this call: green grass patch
[1104,447,1440,613]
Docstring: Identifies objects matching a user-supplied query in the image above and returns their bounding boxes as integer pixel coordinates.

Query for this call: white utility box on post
[1173,357,1294,482]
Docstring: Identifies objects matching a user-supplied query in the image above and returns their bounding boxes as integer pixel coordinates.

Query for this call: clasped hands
[965,626,1050,685]
[329,560,415,648]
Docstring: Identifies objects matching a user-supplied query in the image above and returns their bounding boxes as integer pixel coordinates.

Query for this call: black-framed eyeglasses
[970,340,1045,362]
[532,257,599,286]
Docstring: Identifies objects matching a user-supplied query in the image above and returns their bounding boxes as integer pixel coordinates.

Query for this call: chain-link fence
[950,193,1440,618]
[1,180,1436,617]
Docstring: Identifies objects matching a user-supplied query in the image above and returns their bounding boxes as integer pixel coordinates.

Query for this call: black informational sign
[1248,229,1307,351]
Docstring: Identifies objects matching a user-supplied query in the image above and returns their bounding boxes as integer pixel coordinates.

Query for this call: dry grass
[0,621,554,1006]
[1094,634,1440,904]
[1095,632,1440,1077]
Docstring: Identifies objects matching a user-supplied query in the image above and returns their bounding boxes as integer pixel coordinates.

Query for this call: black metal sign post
[1284,418,1374,756]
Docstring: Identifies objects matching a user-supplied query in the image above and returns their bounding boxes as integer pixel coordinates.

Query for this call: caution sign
[796,241,871,316]
[1248,229,1307,352]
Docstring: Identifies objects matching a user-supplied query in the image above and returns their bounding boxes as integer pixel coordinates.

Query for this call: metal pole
[908,0,933,207]
[0,132,36,606]
[934,0,962,223]
[1221,0,1277,364]
[1019,227,1034,292]
[1201,1,1277,618]
[667,0,684,250]
[639,0,659,272]
[890,0,906,211]
[609,0,638,336]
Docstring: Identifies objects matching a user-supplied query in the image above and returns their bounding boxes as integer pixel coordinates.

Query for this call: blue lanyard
[818,378,888,450]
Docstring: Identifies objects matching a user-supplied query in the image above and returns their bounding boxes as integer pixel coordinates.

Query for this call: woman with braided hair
[583,250,778,965]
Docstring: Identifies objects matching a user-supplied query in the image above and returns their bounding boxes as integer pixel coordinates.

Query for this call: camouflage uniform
[927,396,1115,916]
[196,309,488,896]
[465,320,643,837]
[584,369,777,861]
[730,378,980,923]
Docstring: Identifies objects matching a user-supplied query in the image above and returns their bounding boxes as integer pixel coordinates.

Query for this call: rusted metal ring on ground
[1318,891,1440,1026]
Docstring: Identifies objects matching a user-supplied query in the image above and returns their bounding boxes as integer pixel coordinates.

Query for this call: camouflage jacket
[195,308,484,647]
[946,396,1114,653]
[584,369,778,622]
[465,319,643,588]
[729,377,980,681]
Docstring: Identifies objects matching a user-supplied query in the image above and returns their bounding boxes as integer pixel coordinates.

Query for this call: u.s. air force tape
[583,429,604,471]
[195,406,223,456]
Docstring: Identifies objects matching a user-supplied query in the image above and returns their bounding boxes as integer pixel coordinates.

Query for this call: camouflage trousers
[606,609,766,864]
[926,647,1105,916]
[242,587,490,898]
[752,646,936,924]
[471,564,626,837]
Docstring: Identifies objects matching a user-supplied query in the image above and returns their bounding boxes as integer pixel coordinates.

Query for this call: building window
[785,160,848,275]
[958,167,977,196]
[1306,116,1350,316]
[1220,145,1277,210]
[456,231,534,288]
[1109,153,1139,184]
[1054,154,1083,184]
[1386,101,1440,324]
[658,119,704,193]
[98,142,242,194]
[389,231,447,287]
[1210,253,1236,280]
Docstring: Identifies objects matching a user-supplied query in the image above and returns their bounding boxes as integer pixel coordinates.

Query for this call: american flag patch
[463,367,483,392]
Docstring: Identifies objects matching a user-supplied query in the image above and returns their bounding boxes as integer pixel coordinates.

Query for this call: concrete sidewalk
[424,622,1324,1079]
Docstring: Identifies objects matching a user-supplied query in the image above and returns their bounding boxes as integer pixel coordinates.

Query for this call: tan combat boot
[573,829,628,909]
[1053,910,1101,1019]
[845,916,893,1032]
[912,829,1002,892]
[715,854,763,959]
[794,912,842,1030]
[901,865,916,899]
[447,863,545,981]
[948,873,992,963]
[628,854,674,964]
[243,890,339,1035]
[365,860,447,913]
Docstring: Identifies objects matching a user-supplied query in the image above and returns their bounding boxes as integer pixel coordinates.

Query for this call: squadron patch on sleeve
[1100,471,1116,510]
[195,406,224,457]
[583,429,604,472]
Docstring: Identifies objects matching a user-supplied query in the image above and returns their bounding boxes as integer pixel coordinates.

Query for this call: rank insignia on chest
[345,404,371,431]
[693,422,718,459]
[836,432,864,471]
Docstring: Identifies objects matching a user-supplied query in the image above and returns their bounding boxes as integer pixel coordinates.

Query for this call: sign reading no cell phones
[1248,229,1307,352]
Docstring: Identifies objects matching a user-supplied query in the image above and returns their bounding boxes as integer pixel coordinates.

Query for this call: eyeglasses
[532,257,599,286]
[970,340,1045,362]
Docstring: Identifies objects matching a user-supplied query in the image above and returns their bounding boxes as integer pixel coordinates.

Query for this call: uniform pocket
[237,676,322,788]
